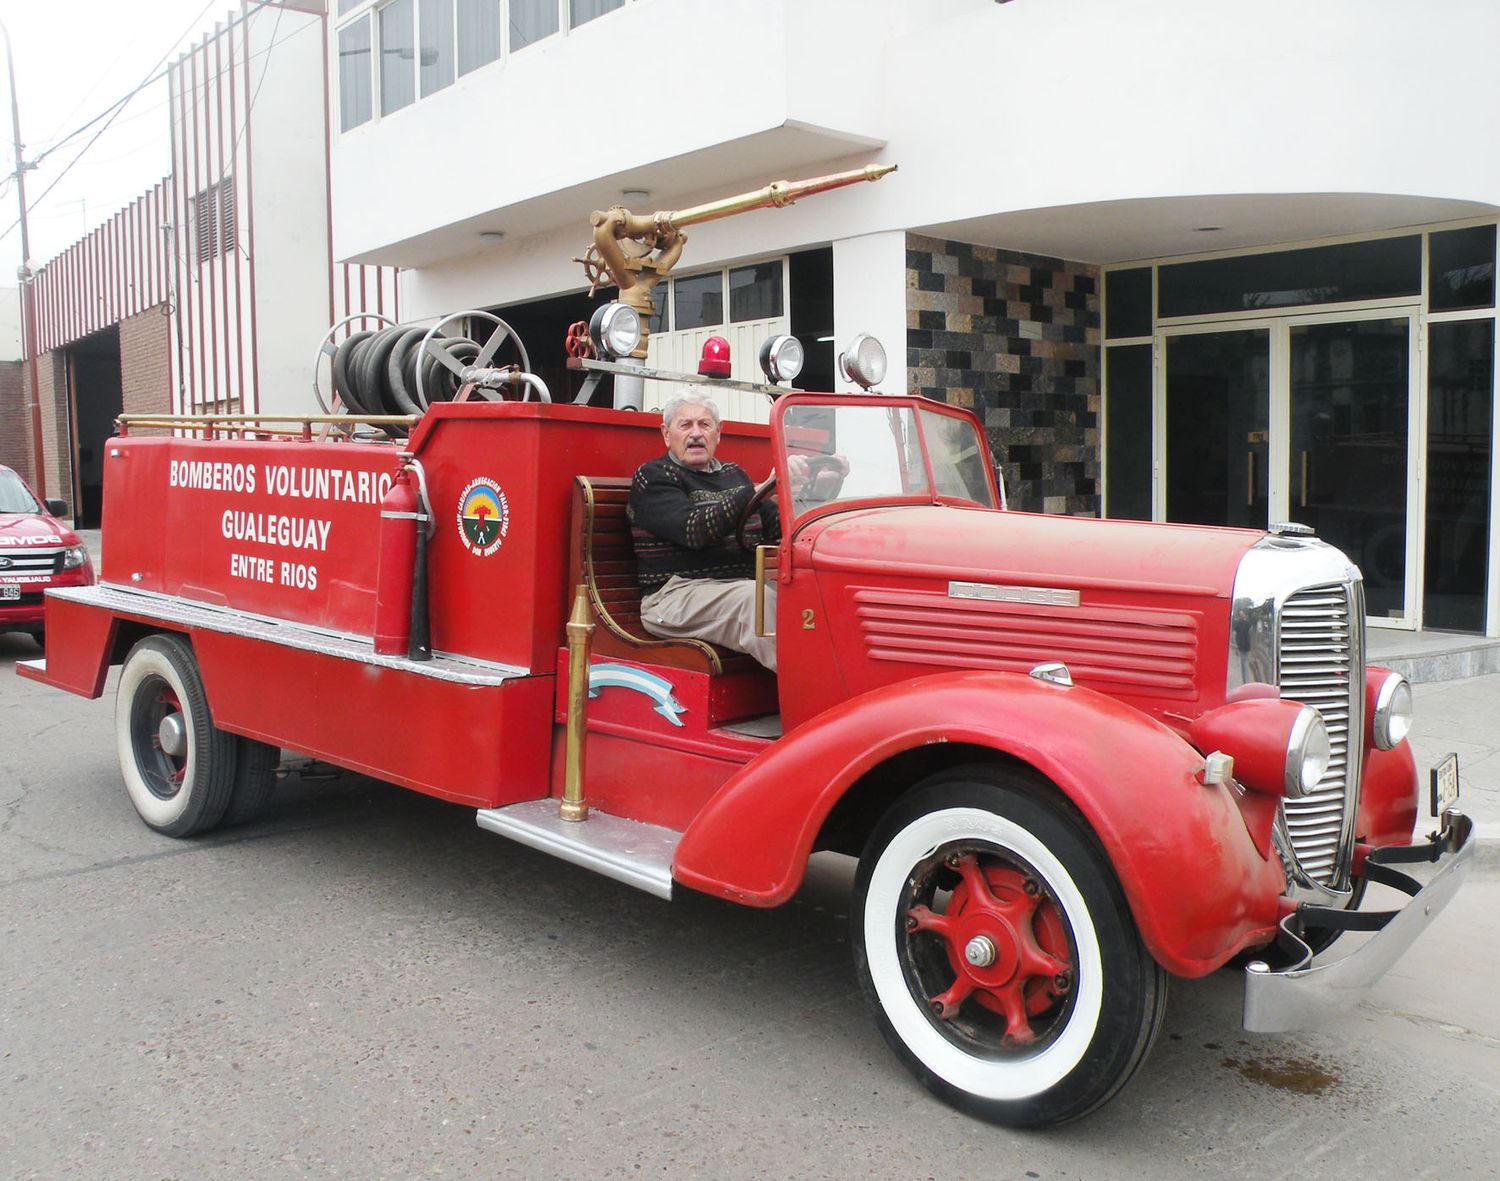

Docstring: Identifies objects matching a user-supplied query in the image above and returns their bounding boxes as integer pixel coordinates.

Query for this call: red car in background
[0,465,95,648]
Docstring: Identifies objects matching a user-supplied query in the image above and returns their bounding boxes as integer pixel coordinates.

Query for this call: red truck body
[21,383,1472,1129]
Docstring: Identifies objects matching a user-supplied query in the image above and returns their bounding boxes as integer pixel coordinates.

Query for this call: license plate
[1430,752,1460,817]
[0,585,18,601]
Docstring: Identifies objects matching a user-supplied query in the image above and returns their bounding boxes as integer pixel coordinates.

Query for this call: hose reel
[312,310,546,432]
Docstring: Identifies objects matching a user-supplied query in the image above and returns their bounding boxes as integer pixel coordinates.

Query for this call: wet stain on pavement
[1221,1052,1340,1093]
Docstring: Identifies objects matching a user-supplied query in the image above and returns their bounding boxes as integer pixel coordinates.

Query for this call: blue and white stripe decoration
[587,663,687,727]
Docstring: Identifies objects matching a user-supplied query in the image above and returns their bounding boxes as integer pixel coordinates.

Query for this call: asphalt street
[2,628,1498,1180]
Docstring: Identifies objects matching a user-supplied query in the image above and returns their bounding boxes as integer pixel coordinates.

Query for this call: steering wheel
[736,475,778,552]
[734,457,847,549]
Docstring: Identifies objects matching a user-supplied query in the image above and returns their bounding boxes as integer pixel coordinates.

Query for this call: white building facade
[327,0,1500,636]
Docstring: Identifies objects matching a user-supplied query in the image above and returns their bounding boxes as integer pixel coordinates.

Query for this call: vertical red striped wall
[31,181,171,357]
[28,0,398,423]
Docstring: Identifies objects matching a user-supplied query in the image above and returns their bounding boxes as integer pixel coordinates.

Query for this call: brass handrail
[116,412,419,440]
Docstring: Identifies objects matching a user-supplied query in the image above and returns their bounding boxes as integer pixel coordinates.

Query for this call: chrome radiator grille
[0,547,63,574]
[1277,582,1362,887]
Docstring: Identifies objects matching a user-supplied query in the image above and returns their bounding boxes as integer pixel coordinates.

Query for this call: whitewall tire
[115,634,237,838]
[852,767,1166,1127]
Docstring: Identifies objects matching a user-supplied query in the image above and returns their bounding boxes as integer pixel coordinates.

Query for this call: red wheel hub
[153,687,187,784]
[906,852,1072,1045]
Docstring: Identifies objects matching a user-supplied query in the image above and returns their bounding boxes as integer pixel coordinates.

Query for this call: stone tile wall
[906,234,1101,515]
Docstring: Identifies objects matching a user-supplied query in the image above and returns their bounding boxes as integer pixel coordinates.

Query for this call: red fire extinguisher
[375,465,430,659]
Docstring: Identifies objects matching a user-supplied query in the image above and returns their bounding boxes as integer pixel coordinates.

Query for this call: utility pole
[0,18,46,497]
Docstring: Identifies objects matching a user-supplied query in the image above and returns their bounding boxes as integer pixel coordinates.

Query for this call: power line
[0,0,299,255]
[30,1,218,168]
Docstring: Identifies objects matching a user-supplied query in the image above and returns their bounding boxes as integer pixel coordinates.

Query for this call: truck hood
[800,505,1268,717]
[804,505,1261,598]
[0,513,76,548]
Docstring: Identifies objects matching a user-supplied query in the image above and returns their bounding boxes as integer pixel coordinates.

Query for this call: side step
[475,799,681,900]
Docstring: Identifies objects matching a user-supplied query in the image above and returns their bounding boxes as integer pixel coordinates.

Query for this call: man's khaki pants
[639,576,777,671]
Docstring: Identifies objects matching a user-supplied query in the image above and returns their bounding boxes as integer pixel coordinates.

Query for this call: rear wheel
[115,634,237,837]
[223,737,280,827]
[852,767,1166,1128]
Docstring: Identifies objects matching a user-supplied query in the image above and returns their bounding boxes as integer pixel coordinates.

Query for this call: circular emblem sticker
[457,478,510,556]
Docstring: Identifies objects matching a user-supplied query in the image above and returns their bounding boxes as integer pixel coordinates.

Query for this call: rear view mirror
[44,498,68,517]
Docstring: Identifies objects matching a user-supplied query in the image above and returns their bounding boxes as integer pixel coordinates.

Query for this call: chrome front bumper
[1242,810,1475,1033]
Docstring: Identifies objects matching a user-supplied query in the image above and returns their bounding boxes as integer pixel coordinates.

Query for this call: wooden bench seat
[568,475,762,676]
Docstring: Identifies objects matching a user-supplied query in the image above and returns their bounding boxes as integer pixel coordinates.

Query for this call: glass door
[1161,328,1272,529]
[1153,311,1421,627]
[1287,314,1418,624]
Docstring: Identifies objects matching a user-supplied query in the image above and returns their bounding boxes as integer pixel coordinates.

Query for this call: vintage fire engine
[19,171,1474,1129]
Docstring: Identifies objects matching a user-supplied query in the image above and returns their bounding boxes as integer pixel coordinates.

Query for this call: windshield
[780,400,996,519]
[0,469,40,515]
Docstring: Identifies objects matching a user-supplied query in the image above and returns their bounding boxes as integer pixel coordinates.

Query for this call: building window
[379,0,416,115]
[338,1,636,128]
[419,0,455,96]
[729,262,784,321]
[673,272,724,332]
[510,0,559,49]
[665,260,787,332]
[570,0,623,28]
[190,180,235,263]
[338,17,373,130]
[1158,237,1421,318]
[458,0,501,75]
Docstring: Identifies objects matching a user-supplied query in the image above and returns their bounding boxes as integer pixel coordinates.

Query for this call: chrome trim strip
[476,800,679,900]
[948,581,1080,607]
[1243,812,1474,1032]
[47,583,527,686]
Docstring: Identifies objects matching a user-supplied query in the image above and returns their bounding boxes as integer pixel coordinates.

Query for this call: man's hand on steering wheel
[788,454,849,502]
[736,475,777,551]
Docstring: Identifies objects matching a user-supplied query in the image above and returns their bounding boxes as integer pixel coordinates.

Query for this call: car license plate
[1430,752,1460,817]
[0,585,18,601]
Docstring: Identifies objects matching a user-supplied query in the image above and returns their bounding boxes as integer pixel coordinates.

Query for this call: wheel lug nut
[1054,971,1072,993]
[964,935,997,968]
[905,915,918,931]
[1023,878,1040,896]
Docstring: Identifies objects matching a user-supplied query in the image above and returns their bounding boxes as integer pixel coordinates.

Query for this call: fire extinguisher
[374,460,432,660]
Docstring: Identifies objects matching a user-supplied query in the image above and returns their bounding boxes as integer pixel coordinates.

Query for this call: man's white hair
[659,386,722,428]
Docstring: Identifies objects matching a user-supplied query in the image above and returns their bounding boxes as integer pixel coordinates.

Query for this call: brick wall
[906,235,1101,516]
[0,360,28,481]
[120,306,173,420]
[37,352,72,506]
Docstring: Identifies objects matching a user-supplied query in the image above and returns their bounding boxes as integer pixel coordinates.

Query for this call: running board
[475,799,680,900]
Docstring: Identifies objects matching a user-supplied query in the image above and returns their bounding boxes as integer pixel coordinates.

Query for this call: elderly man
[627,388,779,671]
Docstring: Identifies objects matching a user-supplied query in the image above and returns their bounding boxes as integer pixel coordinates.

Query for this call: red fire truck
[17,181,1474,1129]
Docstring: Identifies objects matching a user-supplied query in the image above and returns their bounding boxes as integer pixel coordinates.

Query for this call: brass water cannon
[577,164,897,359]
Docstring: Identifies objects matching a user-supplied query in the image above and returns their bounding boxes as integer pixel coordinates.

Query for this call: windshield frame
[770,393,1001,533]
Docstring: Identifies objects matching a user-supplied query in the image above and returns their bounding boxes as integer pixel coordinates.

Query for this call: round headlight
[1284,706,1331,799]
[1372,673,1413,751]
[588,302,642,359]
[838,333,887,389]
[758,335,804,384]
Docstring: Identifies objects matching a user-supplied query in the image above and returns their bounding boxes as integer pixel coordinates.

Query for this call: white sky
[0,0,232,280]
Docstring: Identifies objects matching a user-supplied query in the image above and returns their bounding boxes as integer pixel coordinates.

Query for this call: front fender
[674,671,1285,976]
[1357,739,1420,850]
